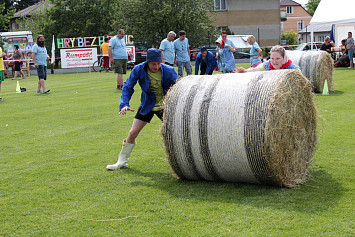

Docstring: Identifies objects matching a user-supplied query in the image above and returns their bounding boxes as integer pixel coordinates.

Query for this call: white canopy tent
[309,0,355,47]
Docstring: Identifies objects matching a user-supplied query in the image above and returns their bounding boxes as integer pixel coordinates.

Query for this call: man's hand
[119,106,134,115]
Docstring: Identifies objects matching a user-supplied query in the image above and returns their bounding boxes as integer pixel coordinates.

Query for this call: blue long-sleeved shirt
[120,62,178,115]
[195,51,217,75]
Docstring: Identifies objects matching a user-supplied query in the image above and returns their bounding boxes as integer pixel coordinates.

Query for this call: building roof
[280,0,301,6]
[299,23,333,33]
[13,1,52,18]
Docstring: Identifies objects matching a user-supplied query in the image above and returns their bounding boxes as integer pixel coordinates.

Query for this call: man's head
[146,48,162,73]
[324,36,331,45]
[221,30,228,42]
[117,29,125,39]
[167,31,176,41]
[37,35,45,47]
[179,30,186,41]
[201,47,207,57]
[348,32,352,38]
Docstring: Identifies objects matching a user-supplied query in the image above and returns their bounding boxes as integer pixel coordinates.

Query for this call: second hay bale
[286,50,334,93]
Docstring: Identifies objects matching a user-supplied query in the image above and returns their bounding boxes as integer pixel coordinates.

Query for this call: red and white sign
[126,46,135,63]
[60,48,97,68]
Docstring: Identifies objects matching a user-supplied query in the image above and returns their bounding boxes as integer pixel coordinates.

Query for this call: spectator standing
[194,47,217,75]
[0,47,5,101]
[100,37,110,72]
[159,31,176,66]
[106,48,178,170]
[216,31,236,73]
[109,29,128,90]
[247,35,263,68]
[346,32,354,68]
[32,35,50,94]
[9,45,25,80]
[174,30,192,77]
[216,39,235,73]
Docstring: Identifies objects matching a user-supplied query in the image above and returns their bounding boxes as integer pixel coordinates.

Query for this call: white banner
[60,48,97,68]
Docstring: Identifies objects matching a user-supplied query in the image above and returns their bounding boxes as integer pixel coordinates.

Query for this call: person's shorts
[113,59,127,74]
[0,71,4,82]
[14,61,21,71]
[135,107,163,123]
[37,65,47,80]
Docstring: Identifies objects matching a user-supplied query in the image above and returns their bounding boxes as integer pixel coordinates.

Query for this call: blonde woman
[247,35,262,68]
[234,45,300,73]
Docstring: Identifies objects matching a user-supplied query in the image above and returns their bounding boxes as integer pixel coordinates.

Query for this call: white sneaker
[37,90,42,93]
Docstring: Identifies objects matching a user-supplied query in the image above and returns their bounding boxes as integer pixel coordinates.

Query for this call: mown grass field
[0,65,354,236]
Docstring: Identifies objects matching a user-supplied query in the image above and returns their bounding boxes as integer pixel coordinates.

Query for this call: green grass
[0,65,354,236]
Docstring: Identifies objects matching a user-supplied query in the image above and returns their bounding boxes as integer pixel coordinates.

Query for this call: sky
[292,0,309,6]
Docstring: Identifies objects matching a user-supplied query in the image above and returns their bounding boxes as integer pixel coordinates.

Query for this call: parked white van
[0,31,33,46]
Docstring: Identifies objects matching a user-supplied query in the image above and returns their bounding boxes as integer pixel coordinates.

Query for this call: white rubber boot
[106,141,135,170]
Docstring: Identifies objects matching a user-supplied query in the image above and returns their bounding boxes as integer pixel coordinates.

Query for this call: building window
[297,21,304,31]
[215,0,226,10]
[286,6,293,14]
[318,35,325,42]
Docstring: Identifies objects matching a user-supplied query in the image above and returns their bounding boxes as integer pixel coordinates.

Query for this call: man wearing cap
[109,29,128,90]
[106,48,178,171]
[194,47,217,75]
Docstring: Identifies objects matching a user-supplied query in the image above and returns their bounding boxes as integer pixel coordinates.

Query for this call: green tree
[0,2,16,32]
[281,30,299,47]
[306,0,321,16]
[115,0,217,48]
[44,0,116,38]
[17,1,53,37]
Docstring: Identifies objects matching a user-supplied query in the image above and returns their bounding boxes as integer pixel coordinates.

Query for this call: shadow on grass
[314,90,344,96]
[126,167,344,214]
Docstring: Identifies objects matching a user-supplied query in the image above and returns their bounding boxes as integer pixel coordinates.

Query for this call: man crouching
[106,48,178,170]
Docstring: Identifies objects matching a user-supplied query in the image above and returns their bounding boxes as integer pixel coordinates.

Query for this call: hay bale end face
[161,70,317,188]
[287,50,334,93]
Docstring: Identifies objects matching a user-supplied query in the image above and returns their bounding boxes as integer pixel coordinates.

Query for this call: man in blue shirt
[32,35,50,93]
[195,47,217,75]
[106,48,178,171]
[174,30,192,77]
[109,29,128,90]
[159,31,176,66]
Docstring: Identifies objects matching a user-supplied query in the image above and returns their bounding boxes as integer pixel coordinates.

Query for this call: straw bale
[161,70,317,188]
[287,50,334,93]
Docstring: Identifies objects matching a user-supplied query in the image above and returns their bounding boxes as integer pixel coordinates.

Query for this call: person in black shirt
[320,36,335,54]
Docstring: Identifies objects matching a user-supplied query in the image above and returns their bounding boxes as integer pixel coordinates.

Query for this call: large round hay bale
[286,50,334,93]
[161,70,317,188]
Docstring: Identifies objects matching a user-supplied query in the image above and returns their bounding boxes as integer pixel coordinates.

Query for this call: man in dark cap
[106,48,178,170]
[194,47,217,75]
